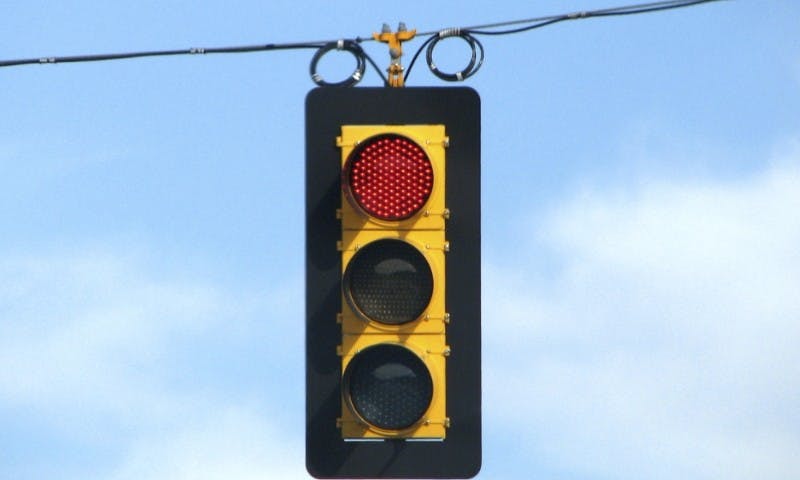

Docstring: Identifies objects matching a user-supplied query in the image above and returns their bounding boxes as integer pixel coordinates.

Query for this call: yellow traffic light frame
[339,230,448,335]
[338,336,449,439]
[337,123,450,441]
[338,124,448,231]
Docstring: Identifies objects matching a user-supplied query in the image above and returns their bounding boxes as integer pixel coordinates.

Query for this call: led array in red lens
[346,135,434,221]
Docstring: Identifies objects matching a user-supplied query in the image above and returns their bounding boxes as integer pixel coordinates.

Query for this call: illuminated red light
[344,134,434,220]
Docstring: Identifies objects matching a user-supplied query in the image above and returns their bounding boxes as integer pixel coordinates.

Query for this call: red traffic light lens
[344,134,434,221]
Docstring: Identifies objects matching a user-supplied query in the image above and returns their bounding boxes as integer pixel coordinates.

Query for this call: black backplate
[305,87,481,479]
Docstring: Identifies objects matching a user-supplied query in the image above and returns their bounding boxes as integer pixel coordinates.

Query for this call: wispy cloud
[0,247,305,479]
[1,251,220,411]
[483,143,800,479]
[5,139,800,479]
[109,406,305,480]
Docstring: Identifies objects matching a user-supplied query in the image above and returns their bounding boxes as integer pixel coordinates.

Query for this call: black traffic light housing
[306,87,481,478]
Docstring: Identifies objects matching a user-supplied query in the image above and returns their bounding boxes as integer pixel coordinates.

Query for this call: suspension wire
[0,0,725,87]
[0,41,325,68]
[405,0,723,83]
[415,0,722,37]
[0,35,389,86]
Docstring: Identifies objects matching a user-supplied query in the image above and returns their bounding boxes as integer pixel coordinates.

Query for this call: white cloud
[108,406,306,480]
[5,141,800,479]
[483,146,800,479]
[0,247,308,478]
[0,250,221,413]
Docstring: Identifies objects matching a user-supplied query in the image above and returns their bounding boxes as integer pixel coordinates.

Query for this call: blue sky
[2,1,799,479]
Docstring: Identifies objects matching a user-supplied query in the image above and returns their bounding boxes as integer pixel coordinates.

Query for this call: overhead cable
[0,0,725,87]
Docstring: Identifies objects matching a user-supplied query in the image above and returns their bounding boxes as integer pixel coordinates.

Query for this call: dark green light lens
[345,344,433,430]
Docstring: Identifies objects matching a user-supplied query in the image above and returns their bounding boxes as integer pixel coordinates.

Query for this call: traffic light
[338,124,449,440]
[306,87,480,479]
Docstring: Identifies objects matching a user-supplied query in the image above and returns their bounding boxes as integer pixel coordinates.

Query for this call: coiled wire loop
[425,30,484,82]
[309,40,366,87]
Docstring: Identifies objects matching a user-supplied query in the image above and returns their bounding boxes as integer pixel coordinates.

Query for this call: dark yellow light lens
[343,239,433,325]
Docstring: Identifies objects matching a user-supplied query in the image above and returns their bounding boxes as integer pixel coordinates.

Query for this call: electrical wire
[0,41,325,68]
[415,0,722,37]
[310,40,365,87]
[405,0,723,83]
[309,39,388,86]
[0,0,725,87]
[0,36,389,86]
[424,31,485,82]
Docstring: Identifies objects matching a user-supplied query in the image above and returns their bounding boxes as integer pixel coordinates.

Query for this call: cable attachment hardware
[567,11,590,19]
[437,28,462,38]
[373,22,416,87]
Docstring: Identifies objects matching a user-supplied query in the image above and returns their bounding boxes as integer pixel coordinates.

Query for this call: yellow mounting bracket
[373,22,416,88]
